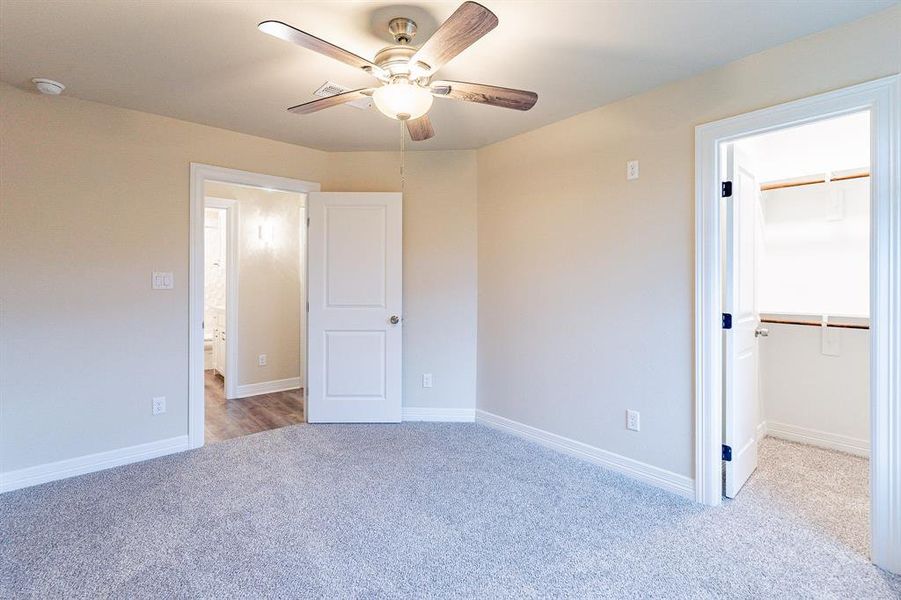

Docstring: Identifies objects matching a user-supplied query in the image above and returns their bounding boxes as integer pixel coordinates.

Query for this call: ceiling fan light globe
[372,82,433,121]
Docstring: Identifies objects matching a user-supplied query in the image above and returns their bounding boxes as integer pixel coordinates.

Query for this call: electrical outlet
[626,409,640,431]
[626,160,640,180]
[151,271,174,290]
[258,354,267,367]
[422,373,433,388]
[152,396,166,415]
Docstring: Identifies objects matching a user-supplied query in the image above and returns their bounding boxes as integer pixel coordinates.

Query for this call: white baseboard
[402,407,475,422]
[764,421,870,457]
[235,377,301,399]
[756,421,768,441]
[475,410,694,499]
[0,435,190,494]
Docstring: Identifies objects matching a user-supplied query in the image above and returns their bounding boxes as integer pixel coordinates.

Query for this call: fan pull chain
[400,120,406,196]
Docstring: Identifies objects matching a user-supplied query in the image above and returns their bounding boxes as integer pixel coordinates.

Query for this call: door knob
[755,327,769,338]
[389,315,400,325]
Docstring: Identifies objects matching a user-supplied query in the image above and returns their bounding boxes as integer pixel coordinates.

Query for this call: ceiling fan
[259,1,538,142]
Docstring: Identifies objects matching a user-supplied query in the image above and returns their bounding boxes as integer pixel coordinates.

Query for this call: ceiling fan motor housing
[374,45,424,81]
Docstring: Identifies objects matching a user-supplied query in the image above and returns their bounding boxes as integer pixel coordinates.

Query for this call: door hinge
[306,217,310,227]
[722,445,733,461]
[721,181,733,197]
[722,313,732,329]
[306,301,309,312]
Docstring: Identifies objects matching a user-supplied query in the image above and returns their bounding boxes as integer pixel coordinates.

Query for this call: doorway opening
[720,111,871,555]
[190,166,405,445]
[202,181,307,443]
[189,164,320,449]
[694,76,900,573]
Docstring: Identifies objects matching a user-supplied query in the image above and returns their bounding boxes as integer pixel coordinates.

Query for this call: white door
[306,192,402,423]
[723,144,763,498]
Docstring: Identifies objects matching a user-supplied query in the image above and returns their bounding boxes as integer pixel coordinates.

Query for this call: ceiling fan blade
[409,2,498,75]
[287,89,374,115]
[430,80,537,111]
[259,20,385,79]
[406,115,435,141]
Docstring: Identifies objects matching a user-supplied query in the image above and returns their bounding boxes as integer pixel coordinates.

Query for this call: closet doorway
[721,112,871,555]
[694,76,901,574]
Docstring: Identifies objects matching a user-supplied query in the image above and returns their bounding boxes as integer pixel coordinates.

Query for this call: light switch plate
[422,373,433,388]
[152,272,174,290]
[626,160,640,180]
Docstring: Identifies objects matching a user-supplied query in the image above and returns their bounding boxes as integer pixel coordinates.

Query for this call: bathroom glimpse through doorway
[190,164,321,448]
[202,181,307,444]
[203,198,237,402]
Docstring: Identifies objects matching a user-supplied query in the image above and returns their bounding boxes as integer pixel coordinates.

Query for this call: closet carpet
[2,425,897,598]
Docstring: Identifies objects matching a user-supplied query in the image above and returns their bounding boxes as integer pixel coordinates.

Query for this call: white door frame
[204,196,238,400]
[694,75,900,573]
[189,163,320,449]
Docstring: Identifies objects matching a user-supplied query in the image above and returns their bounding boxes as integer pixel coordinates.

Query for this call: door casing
[694,75,901,574]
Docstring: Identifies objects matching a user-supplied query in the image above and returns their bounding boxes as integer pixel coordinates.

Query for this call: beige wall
[325,151,478,411]
[205,182,304,388]
[0,85,478,473]
[0,83,328,472]
[475,7,900,477]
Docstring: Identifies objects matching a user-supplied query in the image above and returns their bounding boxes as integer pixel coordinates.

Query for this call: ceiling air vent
[313,81,372,110]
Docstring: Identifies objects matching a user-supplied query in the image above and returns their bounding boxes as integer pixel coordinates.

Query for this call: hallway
[204,371,304,443]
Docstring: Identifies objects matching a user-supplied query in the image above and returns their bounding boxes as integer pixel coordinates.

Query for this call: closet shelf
[759,317,868,330]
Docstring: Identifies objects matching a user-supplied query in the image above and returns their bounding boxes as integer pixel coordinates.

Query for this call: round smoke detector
[32,78,65,95]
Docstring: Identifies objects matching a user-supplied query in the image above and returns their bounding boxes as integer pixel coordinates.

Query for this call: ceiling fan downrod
[388,17,417,45]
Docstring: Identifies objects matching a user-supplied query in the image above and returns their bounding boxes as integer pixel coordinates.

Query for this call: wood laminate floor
[205,370,304,443]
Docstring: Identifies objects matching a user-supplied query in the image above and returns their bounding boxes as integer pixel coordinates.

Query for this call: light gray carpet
[1,425,898,598]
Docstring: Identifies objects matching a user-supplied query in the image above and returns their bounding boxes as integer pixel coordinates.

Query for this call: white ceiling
[0,1,894,151]
[736,111,870,183]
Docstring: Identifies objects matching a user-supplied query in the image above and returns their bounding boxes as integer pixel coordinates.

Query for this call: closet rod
[760,171,869,191]
[760,317,869,330]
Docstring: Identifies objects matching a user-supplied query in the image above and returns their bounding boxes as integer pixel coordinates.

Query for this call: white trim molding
[190,164,319,450]
[694,75,901,574]
[756,421,768,442]
[764,421,870,458]
[0,436,190,494]
[476,410,694,500]
[236,377,302,399]
[402,407,476,422]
